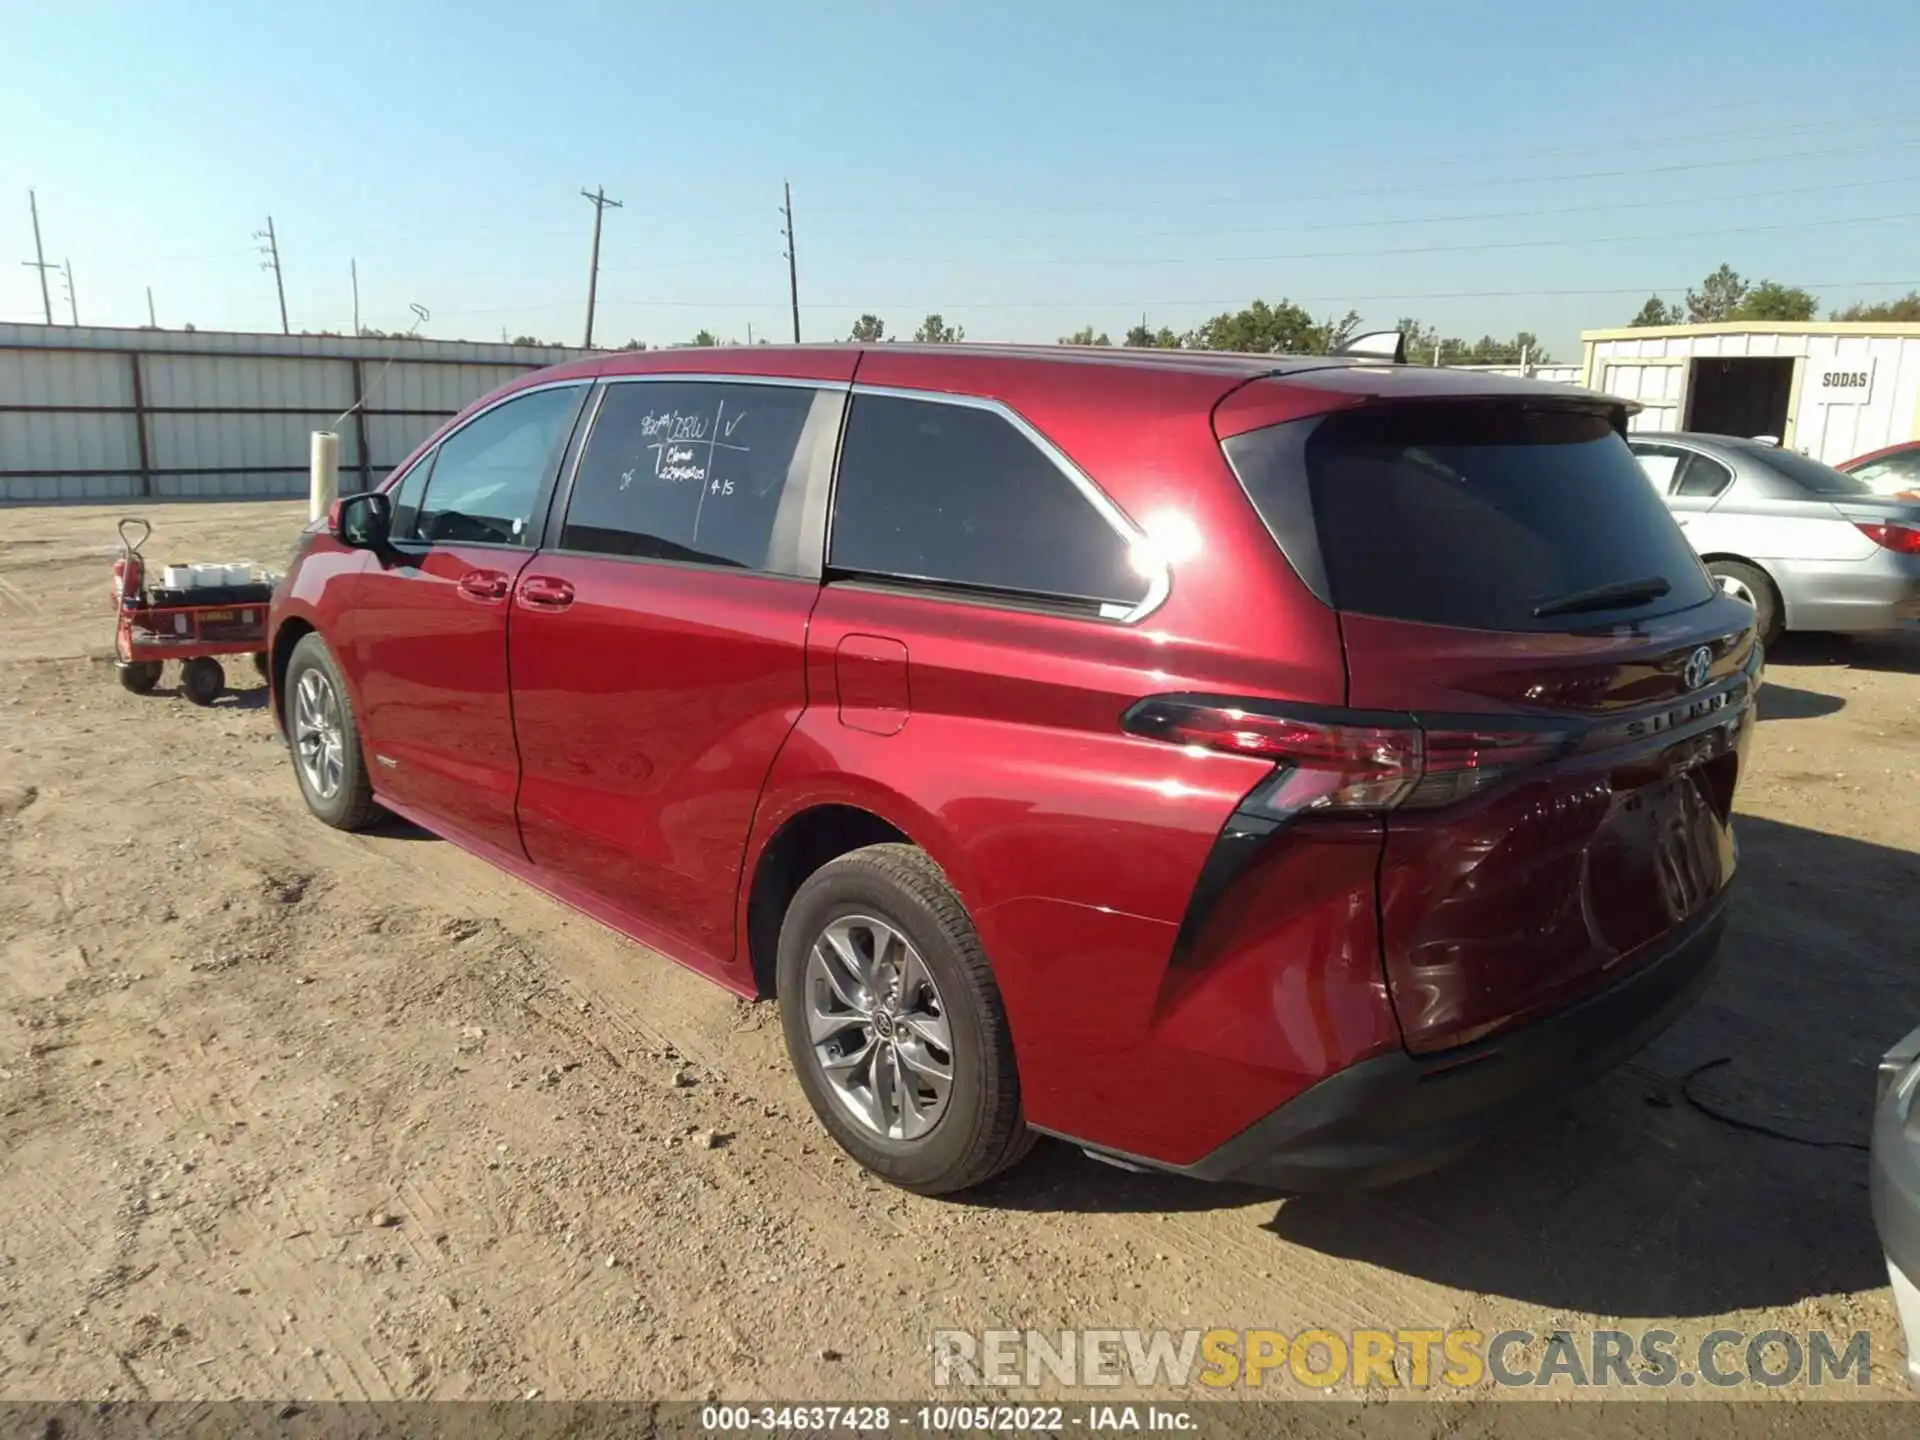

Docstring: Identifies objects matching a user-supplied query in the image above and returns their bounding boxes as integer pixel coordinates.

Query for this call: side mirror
[329,491,392,549]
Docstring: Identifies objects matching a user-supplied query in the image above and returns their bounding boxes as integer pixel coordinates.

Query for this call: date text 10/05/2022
[699,1404,1199,1432]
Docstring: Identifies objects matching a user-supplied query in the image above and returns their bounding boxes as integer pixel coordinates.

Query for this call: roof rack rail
[1329,329,1407,364]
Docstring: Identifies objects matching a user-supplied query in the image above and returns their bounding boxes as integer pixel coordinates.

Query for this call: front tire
[284,632,379,831]
[180,656,224,706]
[1708,559,1783,647]
[777,844,1033,1196]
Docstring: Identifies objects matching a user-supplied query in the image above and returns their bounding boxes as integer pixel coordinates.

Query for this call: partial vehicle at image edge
[268,342,1759,1196]
[1631,430,1920,646]
[1872,1023,1920,1387]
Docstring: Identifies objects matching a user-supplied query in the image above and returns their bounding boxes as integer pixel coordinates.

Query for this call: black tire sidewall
[181,658,224,706]
[1710,560,1781,646]
[284,634,368,828]
[776,859,996,1189]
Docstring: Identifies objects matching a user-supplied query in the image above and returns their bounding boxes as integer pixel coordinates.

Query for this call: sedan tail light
[1856,521,1920,555]
[1120,695,1576,817]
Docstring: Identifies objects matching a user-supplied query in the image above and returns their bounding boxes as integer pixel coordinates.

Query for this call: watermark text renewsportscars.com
[932,1327,1872,1391]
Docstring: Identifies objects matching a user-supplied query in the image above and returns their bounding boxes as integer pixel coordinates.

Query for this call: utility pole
[255,216,289,333]
[60,258,77,325]
[351,258,361,335]
[580,185,623,348]
[780,181,800,343]
[21,190,55,324]
[146,286,157,328]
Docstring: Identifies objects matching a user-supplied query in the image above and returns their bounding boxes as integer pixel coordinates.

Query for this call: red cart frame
[111,518,271,705]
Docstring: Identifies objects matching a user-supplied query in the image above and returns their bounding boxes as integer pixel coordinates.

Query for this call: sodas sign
[1810,358,1876,404]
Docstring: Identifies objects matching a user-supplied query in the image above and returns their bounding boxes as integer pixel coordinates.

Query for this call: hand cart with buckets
[110,518,278,706]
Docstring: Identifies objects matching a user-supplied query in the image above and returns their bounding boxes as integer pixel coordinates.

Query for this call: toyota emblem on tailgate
[1683,646,1713,690]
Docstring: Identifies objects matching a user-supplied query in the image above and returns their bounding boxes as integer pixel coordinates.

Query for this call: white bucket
[189,564,224,588]
[162,565,194,588]
[223,562,253,586]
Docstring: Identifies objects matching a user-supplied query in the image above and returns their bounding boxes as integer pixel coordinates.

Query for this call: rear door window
[829,393,1146,615]
[562,381,819,572]
[1231,404,1715,631]
[1674,452,1734,498]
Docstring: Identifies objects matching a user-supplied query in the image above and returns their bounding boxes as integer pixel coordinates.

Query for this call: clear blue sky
[3,0,1917,358]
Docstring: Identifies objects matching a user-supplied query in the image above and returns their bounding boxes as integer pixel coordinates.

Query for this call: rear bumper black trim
[1064,887,1731,1191]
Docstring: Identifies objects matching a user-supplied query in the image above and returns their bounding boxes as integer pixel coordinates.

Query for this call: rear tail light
[1121,696,1575,816]
[1856,521,1920,555]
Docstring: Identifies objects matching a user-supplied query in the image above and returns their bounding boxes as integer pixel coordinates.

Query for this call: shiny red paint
[269,342,1748,1172]
[509,557,816,974]
[1841,439,1920,471]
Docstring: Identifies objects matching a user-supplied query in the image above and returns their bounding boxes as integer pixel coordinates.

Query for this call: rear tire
[284,632,379,831]
[180,657,224,706]
[777,843,1033,1196]
[1708,559,1782,648]
[116,660,162,694]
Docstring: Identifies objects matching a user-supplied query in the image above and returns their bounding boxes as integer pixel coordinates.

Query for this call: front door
[509,375,844,972]
[352,382,588,858]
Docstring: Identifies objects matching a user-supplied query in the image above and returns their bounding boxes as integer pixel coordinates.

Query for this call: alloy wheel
[804,914,954,1141]
[293,669,346,801]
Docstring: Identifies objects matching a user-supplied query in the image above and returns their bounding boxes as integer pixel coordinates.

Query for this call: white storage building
[1578,321,1920,464]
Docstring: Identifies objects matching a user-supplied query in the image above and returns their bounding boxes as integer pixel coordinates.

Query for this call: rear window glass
[1740,445,1876,496]
[1234,404,1715,632]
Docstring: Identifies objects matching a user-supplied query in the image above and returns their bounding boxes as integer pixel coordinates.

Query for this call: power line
[21,189,55,325]
[516,277,1920,316]
[60,257,77,325]
[1052,206,1920,270]
[795,138,1920,222]
[580,185,624,348]
[254,216,288,334]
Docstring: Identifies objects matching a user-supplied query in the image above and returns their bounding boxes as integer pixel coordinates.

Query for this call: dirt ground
[2,501,1918,1415]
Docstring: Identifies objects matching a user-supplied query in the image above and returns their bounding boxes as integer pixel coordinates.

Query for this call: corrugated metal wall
[0,324,595,504]
[1585,326,1920,462]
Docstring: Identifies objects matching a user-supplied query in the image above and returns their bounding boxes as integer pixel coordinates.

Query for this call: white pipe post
[309,430,340,523]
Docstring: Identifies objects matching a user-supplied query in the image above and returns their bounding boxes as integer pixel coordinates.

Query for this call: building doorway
[1684,356,1794,440]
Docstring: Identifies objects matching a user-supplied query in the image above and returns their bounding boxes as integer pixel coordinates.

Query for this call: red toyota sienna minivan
[269,341,1757,1195]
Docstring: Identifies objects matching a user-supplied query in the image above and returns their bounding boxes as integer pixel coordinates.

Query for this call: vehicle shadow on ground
[364,814,438,842]
[1757,682,1844,721]
[1769,632,1920,675]
[986,816,1920,1317]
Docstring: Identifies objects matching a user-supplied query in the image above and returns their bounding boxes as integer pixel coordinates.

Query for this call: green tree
[510,334,544,346]
[1832,291,1920,321]
[913,313,963,343]
[619,338,648,351]
[1395,318,1551,366]
[1185,297,1321,353]
[1629,296,1682,327]
[1685,264,1748,322]
[849,313,886,342]
[1123,323,1182,348]
[1733,281,1818,322]
[1059,326,1112,346]
[691,329,718,347]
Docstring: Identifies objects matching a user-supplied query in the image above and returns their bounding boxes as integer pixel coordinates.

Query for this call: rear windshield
[1739,444,1876,496]
[1227,404,1715,632]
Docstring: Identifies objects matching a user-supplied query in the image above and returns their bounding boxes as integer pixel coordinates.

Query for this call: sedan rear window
[1227,404,1715,632]
[1738,444,1876,496]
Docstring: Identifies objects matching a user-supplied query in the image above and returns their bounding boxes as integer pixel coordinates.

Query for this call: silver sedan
[1628,431,1920,645]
